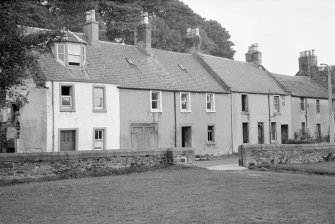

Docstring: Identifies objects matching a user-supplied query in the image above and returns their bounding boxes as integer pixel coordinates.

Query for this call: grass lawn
[262,161,335,175]
[1,166,335,224]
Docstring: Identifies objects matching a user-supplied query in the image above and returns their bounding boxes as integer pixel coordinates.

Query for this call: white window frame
[60,84,75,112]
[316,100,320,113]
[180,92,191,112]
[55,43,86,67]
[150,91,163,112]
[241,94,248,112]
[92,85,106,112]
[93,128,106,150]
[300,97,305,111]
[206,93,216,112]
[207,125,215,144]
[274,95,280,113]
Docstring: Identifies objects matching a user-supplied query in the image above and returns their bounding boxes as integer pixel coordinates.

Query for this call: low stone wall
[239,144,335,167]
[0,148,195,185]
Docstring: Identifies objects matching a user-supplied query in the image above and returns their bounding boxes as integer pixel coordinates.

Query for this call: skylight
[178,64,186,70]
[125,58,134,65]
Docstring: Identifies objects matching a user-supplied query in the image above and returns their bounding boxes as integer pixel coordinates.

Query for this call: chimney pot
[141,12,149,25]
[195,28,200,36]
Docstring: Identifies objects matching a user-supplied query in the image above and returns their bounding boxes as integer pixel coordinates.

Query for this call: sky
[181,0,335,75]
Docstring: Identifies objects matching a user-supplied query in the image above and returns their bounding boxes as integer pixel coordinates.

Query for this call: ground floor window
[207,125,215,143]
[94,129,105,150]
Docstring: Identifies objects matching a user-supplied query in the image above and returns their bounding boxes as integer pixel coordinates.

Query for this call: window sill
[151,109,163,113]
[181,110,192,113]
[206,110,216,113]
[60,108,76,112]
[241,111,249,115]
[206,142,216,145]
[93,109,107,113]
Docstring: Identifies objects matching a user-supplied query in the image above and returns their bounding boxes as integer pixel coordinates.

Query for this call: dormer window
[56,43,86,67]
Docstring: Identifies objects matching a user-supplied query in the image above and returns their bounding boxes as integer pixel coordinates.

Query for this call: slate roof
[39,39,228,93]
[199,54,287,95]
[271,73,328,99]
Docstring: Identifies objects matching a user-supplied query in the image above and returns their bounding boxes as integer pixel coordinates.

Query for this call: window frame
[150,90,163,112]
[206,93,216,112]
[207,124,215,144]
[316,100,320,113]
[241,94,248,112]
[55,43,86,67]
[92,85,107,112]
[180,92,191,112]
[59,83,75,112]
[300,97,305,111]
[273,95,280,113]
[93,128,106,150]
[271,122,277,141]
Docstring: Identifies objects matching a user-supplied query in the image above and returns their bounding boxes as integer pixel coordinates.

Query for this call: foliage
[288,128,329,144]
[23,0,235,58]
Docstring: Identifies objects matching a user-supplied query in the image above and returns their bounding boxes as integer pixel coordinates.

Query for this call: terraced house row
[2,10,334,155]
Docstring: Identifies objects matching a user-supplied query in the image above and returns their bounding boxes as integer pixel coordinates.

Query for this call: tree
[0,1,64,151]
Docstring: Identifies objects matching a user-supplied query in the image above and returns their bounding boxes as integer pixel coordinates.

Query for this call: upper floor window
[241,94,248,112]
[56,43,86,67]
[93,86,106,112]
[316,100,320,113]
[274,96,280,112]
[206,93,215,112]
[150,91,162,112]
[180,92,191,112]
[300,97,305,111]
[60,84,75,111]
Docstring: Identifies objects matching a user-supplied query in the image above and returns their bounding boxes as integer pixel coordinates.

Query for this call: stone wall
[239,144,335,167]
[0,148,194,185]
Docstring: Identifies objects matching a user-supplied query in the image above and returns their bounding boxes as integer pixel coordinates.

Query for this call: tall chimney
[298,49,317,77]
[134,12,152,56]
[83,10,99,44]
[185,28,201,53]
[245,43,262,65]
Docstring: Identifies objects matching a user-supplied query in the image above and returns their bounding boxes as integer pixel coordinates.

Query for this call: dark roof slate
[200,54,287,94]
[271,73,328,99]
[39,40,228,93]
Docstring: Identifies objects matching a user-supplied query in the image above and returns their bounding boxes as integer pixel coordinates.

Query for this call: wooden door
[60,130,75,151]
[131,124,158,150]
[281,125,289,144]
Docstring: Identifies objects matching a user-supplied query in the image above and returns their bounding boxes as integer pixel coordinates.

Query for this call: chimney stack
[185,28,201,54]
[298,49,318,77]
[134,12,152,56]
[83,10,99,44]
[245,43,262,65]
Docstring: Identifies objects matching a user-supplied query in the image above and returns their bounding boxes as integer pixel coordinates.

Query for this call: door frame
[58,128,79,152]
[130,123,158,149]
[281,124,289,144]
[181,125,192,148]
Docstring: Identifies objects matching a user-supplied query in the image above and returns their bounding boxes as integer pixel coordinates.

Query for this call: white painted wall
[46,81,120,152]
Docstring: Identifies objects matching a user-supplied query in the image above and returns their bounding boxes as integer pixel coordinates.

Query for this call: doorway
[281,125,289,144]
[258,122,264,144]
[131,123,158,150]
[181,126,192,147]
[60,130,76,151]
